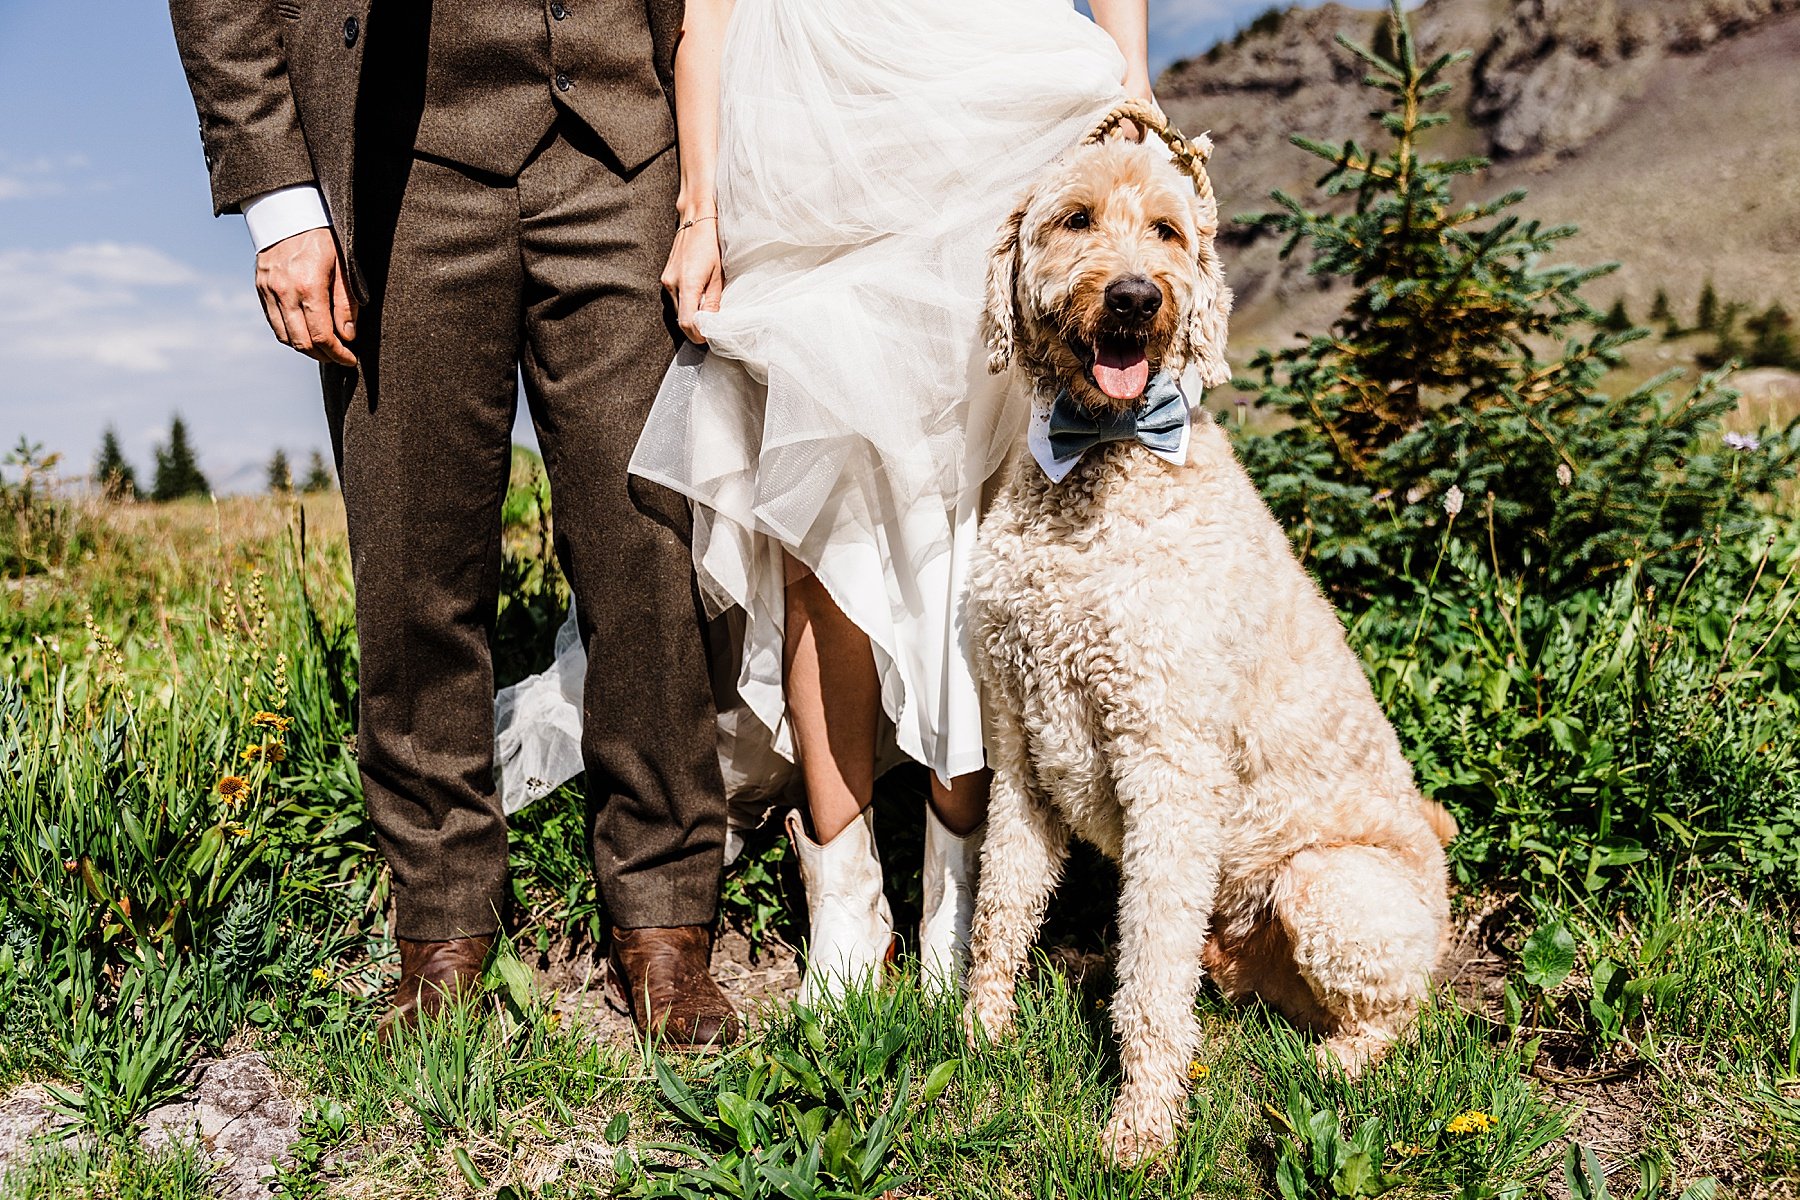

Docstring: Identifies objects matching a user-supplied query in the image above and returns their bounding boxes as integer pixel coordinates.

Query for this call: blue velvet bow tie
[1048,371,1189,465]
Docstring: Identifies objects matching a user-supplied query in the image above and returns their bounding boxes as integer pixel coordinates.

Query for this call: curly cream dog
[962,115,1455,1165]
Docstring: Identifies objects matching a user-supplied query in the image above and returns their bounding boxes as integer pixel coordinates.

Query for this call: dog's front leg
[1101,750,1225,1168]
[965,706,1067,1046]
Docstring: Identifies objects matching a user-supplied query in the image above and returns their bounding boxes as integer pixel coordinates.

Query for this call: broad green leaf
[920,1059,957,1105]
[1521,922,1575,990]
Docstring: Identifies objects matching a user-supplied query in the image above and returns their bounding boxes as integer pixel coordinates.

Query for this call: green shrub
[2,438,93,577]
[1353,523,1800,899]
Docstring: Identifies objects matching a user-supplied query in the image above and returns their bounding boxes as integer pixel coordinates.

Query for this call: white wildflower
[1443,485,1465,518]
[1405,485,1427,505]
[1556,462,1573,487]
[1723,432,1760,451]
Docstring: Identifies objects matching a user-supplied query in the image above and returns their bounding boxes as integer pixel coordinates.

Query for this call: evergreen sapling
[1232,0,1797,596]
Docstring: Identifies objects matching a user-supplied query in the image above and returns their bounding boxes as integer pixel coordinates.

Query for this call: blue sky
[0,0,1351,492]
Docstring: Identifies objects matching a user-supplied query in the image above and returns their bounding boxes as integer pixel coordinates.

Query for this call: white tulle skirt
[498,0,1126,827]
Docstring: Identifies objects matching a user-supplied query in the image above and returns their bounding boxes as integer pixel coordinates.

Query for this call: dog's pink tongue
[1093,345,1150,401]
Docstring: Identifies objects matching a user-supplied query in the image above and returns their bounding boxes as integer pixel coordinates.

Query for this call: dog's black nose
[1104,276,1163,322]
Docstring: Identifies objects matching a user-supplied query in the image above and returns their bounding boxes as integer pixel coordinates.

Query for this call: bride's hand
[661,215,724,344]
[1121,76,1165,142]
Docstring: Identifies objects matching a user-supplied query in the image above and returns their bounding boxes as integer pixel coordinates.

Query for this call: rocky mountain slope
[1158,0,1800,351]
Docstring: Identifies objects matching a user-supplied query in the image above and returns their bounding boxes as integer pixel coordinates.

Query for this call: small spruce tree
[1600,298,1632,333]
[1746,303,1797,369]
[1234,0,1795,594]
[1699,303,1748,370]
[150,415,210,502]
[266,448,293,494]
[93,426,138,501]
[299,450,334,494]
[1648,289,1672,325]
[1696,280,1720,333]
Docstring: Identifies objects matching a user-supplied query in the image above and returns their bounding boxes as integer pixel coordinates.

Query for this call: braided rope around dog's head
[1082,99,1215,204]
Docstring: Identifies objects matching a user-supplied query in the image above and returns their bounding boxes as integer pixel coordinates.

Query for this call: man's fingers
[258,287,294,347]
[277,292,320,357]
[298,281,356,367]
[254,227,357,362]
[330,258,358,351]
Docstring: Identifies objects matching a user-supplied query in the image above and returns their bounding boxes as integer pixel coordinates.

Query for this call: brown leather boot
[376,935,495,1042]
[608,925,740,1050]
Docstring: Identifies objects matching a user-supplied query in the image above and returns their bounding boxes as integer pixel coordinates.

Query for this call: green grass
[2,463,1797,1197]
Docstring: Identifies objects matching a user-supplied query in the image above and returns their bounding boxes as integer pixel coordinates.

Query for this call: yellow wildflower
[1390,1141,1425,1158]
[217,775,250,801]
[1445,1111,1497,1135]
[265,741,287,763]
[251,711,292,733]
[240,745,263,763]
[227,824,251,838]
[1188,1061,1210,1080]
[311,967,331,988]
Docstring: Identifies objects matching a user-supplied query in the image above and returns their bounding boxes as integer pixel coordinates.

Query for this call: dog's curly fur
[962,136,1454,1166]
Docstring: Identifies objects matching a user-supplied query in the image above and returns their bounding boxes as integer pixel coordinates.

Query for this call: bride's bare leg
[930,771,989,836]
[784,553,991,839]
[783,554,880,843]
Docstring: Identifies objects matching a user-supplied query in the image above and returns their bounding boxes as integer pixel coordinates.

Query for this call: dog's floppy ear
[1184,190,1234,389]
[981,200,1028,374]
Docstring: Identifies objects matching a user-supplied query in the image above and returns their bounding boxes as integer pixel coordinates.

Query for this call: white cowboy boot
[786,807,894,1007]
[920,806,985,997]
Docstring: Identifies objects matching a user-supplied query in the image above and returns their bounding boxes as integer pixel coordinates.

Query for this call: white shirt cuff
[242,184,331,253]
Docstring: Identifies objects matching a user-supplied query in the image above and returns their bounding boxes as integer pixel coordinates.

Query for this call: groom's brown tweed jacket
[167,0,730,941]
[170,0,685,299]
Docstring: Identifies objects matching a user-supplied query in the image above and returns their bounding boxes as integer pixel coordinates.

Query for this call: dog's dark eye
[1065,209,1091,231]
[1153,220,1182,242]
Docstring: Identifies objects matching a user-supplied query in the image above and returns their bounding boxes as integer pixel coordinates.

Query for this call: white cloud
[0,153,86,203]
[0,243,216,361]
[0,239,328,491]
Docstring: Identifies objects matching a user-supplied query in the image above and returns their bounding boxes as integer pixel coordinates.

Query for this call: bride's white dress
[496,0,1127,840]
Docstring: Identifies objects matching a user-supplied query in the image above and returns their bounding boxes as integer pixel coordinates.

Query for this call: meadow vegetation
[2,5,1797,1197]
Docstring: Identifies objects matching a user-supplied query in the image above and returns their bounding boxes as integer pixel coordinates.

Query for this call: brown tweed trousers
[169,0,728,940]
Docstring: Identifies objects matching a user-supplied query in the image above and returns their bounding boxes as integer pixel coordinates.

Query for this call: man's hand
[660,216,724,344]
[255,227,358,366]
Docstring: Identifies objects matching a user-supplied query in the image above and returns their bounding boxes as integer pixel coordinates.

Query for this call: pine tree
[1696,280,1720,333]
[1234,0,1795,594]
[1648,289,1672,325]
[150,415,210,502]
[1699,303,1750,370]
[266,448,293,494]
[1747,303,1797,369]
[93,426,137,501]
[1600,298,1631,333]
[299,450,334,494]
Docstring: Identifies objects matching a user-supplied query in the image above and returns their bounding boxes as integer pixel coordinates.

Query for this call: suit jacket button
[343,15,359,46]
[550,2,568,18]
[555,71,573,92]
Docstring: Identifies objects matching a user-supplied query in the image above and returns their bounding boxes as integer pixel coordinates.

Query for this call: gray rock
[0,1085,73,1174]
[142,1054,302,1200]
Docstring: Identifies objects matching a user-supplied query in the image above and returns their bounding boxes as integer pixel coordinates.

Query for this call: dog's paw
[1100,1103,1175,1169]
[1314,1030,1392,1078]
[963,994,1015,1048]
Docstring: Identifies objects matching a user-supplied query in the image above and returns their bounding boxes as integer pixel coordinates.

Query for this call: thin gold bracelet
[678,215,720,231]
